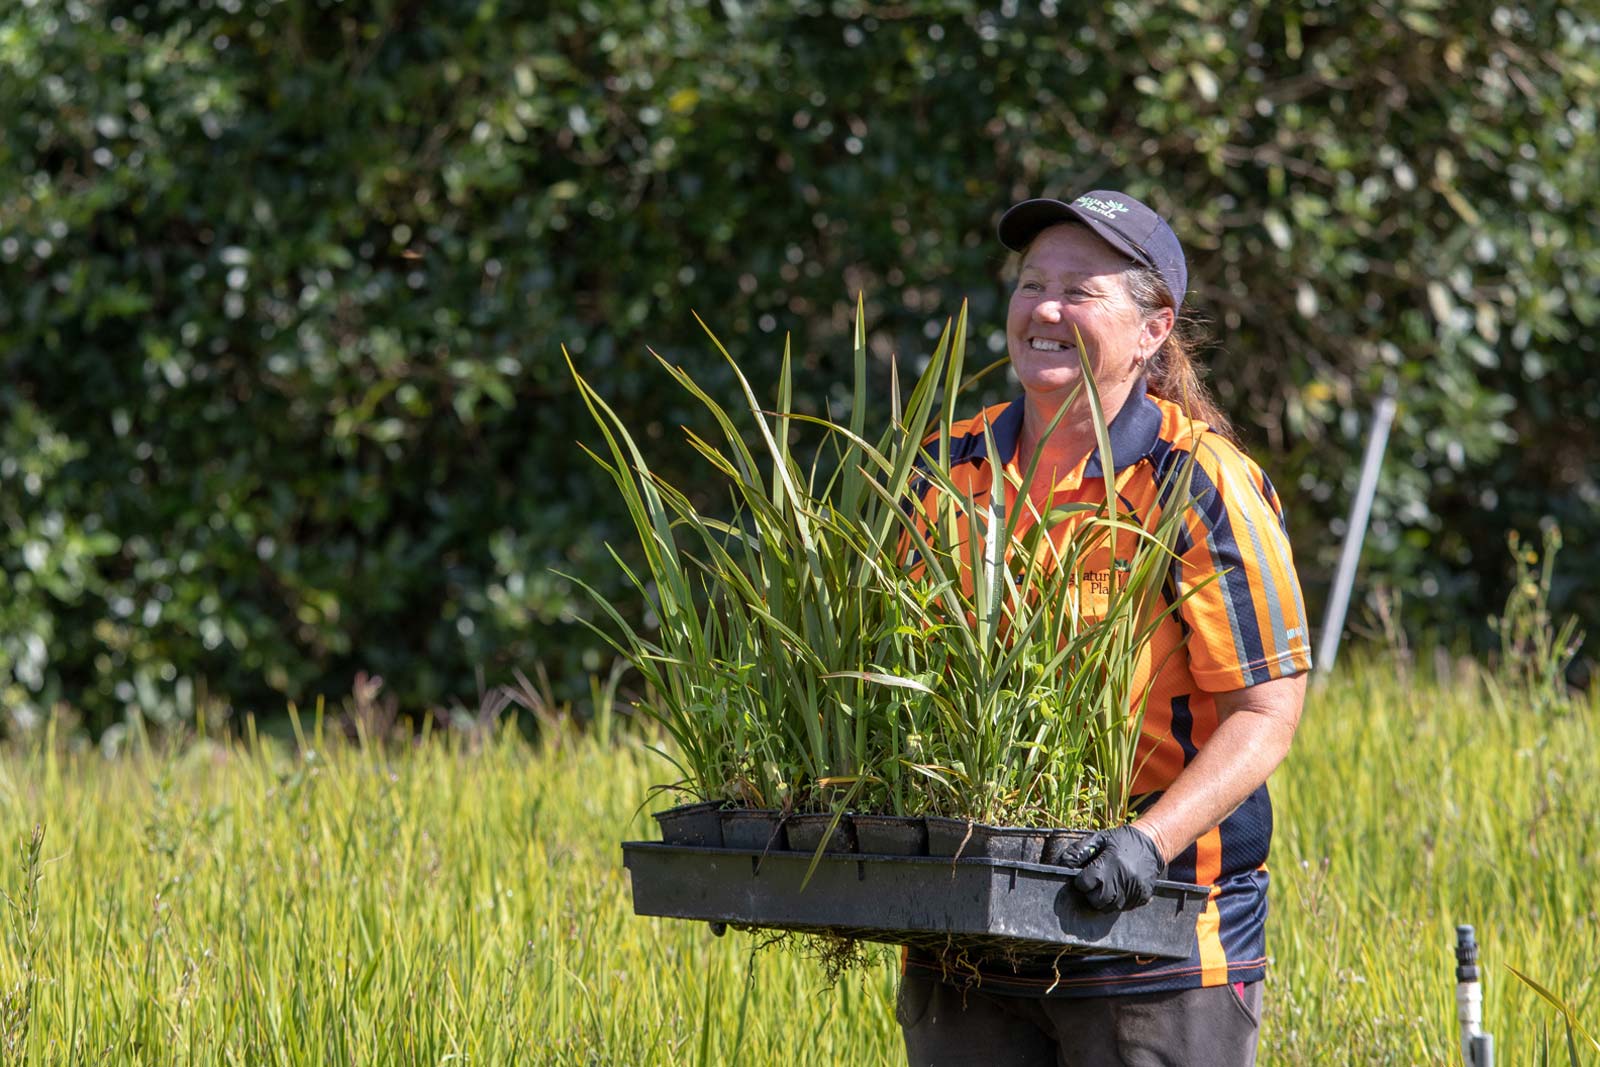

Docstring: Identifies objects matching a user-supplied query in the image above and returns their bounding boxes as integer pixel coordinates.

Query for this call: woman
[898,191,1313,1067]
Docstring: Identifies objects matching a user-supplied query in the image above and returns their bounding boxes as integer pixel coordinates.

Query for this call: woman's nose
[1033,300,1065,323]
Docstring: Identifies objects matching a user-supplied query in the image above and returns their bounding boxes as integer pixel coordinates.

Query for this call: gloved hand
[1062,825,1166,912]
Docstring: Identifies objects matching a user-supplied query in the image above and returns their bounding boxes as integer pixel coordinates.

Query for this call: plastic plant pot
[925,818,1049,863]
[784,812,858,854]
[719,808,786,853]
[653,800,726,848]
[852,814,929,856]
[1041,828,1094,866]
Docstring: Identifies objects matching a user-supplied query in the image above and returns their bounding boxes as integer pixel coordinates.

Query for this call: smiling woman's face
[1006,223,1170,400]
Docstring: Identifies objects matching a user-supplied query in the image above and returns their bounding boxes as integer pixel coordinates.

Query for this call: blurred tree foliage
[2,0,1596,732]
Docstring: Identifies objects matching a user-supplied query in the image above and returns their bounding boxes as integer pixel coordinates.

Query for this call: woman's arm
[1132,671,1308,864]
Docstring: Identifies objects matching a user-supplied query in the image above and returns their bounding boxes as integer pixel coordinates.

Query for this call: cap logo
[1073,195,1129,222]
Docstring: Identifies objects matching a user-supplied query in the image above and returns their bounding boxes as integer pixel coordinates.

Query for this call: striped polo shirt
[903,382,1313,997]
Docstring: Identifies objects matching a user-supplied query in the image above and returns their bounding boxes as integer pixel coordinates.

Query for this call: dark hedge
[3,0,1596,731]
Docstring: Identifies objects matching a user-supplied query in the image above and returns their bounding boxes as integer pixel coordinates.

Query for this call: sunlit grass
[0,657,1593,1064]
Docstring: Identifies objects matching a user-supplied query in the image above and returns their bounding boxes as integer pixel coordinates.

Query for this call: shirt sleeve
[1170,435,1314,691]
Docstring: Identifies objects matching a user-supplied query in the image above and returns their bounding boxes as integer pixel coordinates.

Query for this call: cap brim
[997,198,1148,268]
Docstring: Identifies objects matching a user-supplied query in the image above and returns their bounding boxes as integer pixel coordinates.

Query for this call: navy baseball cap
[998,190,1187,307]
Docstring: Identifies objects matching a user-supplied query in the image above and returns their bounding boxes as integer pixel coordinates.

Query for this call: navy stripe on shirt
[1174,461,1273,686]
[1217,784,1274,877]
[1169,694,1199,765]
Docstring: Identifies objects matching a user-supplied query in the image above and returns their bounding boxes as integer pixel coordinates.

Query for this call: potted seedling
[569,301,1209,961]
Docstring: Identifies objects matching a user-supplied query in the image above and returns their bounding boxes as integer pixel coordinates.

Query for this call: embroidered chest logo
[1013,557,1133,590]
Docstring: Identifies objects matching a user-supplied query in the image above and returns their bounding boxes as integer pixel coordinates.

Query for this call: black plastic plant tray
[621,842,1208,960]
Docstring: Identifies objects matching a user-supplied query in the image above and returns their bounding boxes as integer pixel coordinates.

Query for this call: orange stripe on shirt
[1193,827,1229,985]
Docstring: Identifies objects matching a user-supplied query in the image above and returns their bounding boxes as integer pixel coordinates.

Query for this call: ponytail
[1121,266,1237,443]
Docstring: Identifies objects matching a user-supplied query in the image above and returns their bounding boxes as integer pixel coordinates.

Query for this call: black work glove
[1063,825,1166,912]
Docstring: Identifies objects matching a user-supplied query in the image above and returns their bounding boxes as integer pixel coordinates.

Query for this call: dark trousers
[898,973,1261,1067]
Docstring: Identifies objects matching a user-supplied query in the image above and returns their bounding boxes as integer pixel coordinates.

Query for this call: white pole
[1315,392,1397,676]
[1455,925,1495,1067]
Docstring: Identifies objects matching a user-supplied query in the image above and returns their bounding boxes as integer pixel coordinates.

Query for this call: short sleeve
[1171,436,1314,691]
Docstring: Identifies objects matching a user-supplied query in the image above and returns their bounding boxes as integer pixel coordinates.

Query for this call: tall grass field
[0,657,1594,1064]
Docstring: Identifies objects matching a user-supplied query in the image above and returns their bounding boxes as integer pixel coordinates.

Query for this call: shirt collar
[995,379,1164,478]
[1084,379,1164,477]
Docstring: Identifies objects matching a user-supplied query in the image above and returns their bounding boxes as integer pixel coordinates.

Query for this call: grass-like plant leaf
[570,305,1207,828]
